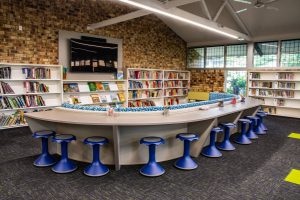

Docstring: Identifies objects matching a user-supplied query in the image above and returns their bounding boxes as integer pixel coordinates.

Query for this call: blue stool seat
[235,119,252,145]
[32,130,56,167]
[256,112,268,134]
[51,134,77,173]
[246,116,259,139]
[140,136,165,177]
[83,136,109,177]
[217,123,236,151]
[201,127,223,158]
[174,133,199,170]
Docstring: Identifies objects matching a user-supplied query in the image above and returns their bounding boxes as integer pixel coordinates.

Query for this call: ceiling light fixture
[118,0,242,40]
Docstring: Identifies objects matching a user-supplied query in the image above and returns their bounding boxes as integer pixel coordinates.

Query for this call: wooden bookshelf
[248,69,300,117]
[0,63,63,129]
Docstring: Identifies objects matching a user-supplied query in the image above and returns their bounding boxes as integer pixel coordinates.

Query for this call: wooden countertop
[25,98,261,126]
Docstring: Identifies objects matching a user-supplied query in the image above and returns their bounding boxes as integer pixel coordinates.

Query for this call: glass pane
[206,46,224,68]
[254,41,278,67]
[226,71,247,96]
[226,44,247,68]
[281,40,300,67]
[187,48,205,68]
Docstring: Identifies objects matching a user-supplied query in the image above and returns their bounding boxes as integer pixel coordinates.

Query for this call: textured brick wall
[190,69,225,92]
[0,0,187,70]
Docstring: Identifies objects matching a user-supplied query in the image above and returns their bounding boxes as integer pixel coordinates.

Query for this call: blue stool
[174,133,199,170]
[201,127,223,158]
[246,116,259,139]
[235,119,252,145]
[217,123,236,151]
[83,136,109,177]
[256,112,268,133]
[32,130,56,167]
[52,134,77,173]
[140,137,165,177]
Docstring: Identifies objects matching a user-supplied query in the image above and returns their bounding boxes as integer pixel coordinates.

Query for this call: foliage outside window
[281,40,300,67]
[226,44,247,68]
[254,41,278,67]
[187,48,205,68]
[206,46,224,68]
[226,71,247,96]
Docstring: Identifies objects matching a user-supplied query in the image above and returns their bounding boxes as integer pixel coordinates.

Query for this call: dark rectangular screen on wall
[70,37,118,73]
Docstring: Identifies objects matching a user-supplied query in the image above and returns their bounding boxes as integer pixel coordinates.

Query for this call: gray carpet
[0,116,299,200]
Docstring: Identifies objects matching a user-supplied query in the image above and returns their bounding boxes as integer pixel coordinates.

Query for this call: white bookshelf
[0,63,63,129]
[248,69,300,118]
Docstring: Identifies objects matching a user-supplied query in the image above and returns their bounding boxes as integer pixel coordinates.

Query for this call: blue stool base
[235,135,252,145]
[140,162,165,177]
[201,146,222,157]
[174,156,198,170]
[34,153,56,167]
[261,123,268,131]
[246,130,258,140]
[256,126,267,135]
[216,140,236,151]
[52,158,77,173]
[84,162,109,177]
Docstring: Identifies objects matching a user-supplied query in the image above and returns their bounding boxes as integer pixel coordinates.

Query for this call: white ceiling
[155,0,300,46]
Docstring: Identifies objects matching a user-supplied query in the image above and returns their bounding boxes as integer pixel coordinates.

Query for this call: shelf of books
[126,68,190,107]
[0,63,63,129]
[63,80,126,107]
[248,70,300,118]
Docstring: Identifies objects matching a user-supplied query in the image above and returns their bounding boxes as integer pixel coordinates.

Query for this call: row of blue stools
[32,111,267,177]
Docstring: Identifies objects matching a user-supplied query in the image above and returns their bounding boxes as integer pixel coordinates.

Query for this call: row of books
[0,81,14,94]
[128,80,162,89]
[128,90,163,100]
[0,95,46,109]
[68,92,126,105]
[22,67,51,79]
[24,81,49,93]
[128,100,156,107]
[250,72,260,79]
[0,111,26,127]
[278,82,295,89]
[0,67,11,79]
[128,70,163,80]
[251,81,296,89]
[164,97,180,106]
[164,80,188,88]
[250,89,295,98]
[164,88,188,97]
[276,73,294,80]
[63,82,124,93]
[165,72,188,80]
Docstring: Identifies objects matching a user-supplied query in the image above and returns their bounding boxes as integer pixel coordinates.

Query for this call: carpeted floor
[0,116,299,200]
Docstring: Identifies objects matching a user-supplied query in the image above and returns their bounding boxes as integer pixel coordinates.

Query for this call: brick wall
[190,69,225,92]
[0,0,186,70]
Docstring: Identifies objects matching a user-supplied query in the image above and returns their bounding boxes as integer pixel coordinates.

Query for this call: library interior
[0,0,300,199]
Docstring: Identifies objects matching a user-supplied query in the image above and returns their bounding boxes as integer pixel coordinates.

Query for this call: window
[226,71,247,96]
[281,40,300,67]
[187,48,205,68]
[254,41,278,67]
[226,44,247,68]
[206,46,224,68]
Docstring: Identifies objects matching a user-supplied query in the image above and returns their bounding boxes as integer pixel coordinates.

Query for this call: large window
[187,48,205,68]
[254,41,278,67]
[226,44,247,68]
[226,71,247,96]
[281,39,300,67]
[206,46,225,68]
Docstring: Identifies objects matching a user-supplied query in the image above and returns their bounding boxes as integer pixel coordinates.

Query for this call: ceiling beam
[200,0,212,20]
[225,1,251,36]
[213,0,227,22]
[163,0,201,9]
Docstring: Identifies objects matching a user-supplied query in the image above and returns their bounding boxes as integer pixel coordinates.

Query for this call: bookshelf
[248,69,300,118]
[0,63,63,129]
[62,80,127,107]
[126,68,190,107]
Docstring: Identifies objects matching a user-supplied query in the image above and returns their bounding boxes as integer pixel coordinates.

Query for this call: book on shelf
[69,95,81,104]
[164,97,179,106]
[22,67,51,79]
[128,100,156,107]
[63,83,79,93]
[111,93,120,102]
[117,70,124,80]
[165,71,188,80]
[100,95,108,103]
[278,72,294,80]
[108,82,119,91]
[117,83,125,90]
[128,70,162,79]
[0,110,27,127]
[90,94,100,103]
[118,92,126,102]
[250,72,260,79]
[128,90,163,99]
[0,81,15,94]
[88,82,97,92]
[164,88,188,97]
[0,67,11,79]
[102,83,110,91]
[95,82,104,91]
[24,81,49,93]
[0,95,46,109]
[105,94,112,103]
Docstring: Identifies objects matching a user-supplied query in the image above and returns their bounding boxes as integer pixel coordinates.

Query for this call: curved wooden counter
[25,98,261,170]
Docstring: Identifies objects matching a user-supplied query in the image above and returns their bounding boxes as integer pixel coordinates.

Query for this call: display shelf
[63,79,125,82]
[0,124,28,130]
[1,105,60,112]
[128,88,163,91]
[0,92,61,96]
[128,97,163,101]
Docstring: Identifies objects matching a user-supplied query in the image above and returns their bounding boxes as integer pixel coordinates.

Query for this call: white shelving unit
[248,69,300,118]
[0,63,63,129]
[126,68,190,107]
